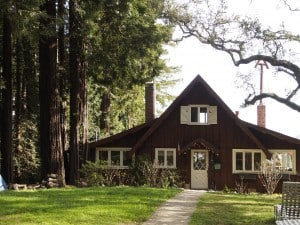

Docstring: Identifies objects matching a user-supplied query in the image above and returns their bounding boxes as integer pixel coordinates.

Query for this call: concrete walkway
[142,189,206,225]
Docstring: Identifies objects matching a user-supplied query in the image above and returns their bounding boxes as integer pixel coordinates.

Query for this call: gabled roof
[130,75,271,158]
[90,75,300,158]
[89,119,157,149]
[243,121,300,145]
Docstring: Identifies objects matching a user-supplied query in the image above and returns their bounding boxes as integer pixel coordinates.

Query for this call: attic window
[181,105,217,125]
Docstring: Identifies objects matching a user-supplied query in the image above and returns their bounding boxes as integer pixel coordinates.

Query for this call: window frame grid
[232,149,296,174]
[96,147,131,169]
[155,148,176,169]
[232,149,263,173]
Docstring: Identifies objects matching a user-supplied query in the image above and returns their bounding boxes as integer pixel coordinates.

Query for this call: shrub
[127,156,159,187]
[81,157,183,188]
[258,159,282,195]
[235,176,248,194]
[80,161,105,186]
[81,161,128,186]
[159,169,183,188]
[128,156,182,188]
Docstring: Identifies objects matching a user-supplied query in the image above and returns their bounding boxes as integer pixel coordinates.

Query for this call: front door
[191,150,209,189]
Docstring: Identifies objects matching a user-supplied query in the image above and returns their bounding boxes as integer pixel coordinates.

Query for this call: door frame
[191,149,209,189]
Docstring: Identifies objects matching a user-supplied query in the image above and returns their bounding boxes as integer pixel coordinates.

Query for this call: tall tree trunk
[69,0,88,185]
[39,0,65,186]
[58,0,68,180]
[100,91,111,135]
[1,13,13,183]
[14,38,25,181]
[58,0,65,66]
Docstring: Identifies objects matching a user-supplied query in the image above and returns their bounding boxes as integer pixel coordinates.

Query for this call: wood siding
[88,76,300,192]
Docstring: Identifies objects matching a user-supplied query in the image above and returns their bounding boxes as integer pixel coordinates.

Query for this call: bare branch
[281,0,300,12]
[244,92,300,112]
[235,55,300,83]
[166,0,300,112]
[286,84,300,101]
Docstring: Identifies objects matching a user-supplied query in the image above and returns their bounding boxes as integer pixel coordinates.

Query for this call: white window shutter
[180,106,190,124]
[208,106,217,124]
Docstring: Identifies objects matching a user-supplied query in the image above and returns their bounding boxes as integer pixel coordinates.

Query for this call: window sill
[107,166,129,169]
[155,166,176,169]
[233,171,296,175]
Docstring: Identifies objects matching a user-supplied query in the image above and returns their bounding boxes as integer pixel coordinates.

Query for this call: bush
[258,159,282,195]
[81,161,129,186]
[128,156,183,188]
[80,157,183,188]
[235,176,248,194]
[80,161,105,186]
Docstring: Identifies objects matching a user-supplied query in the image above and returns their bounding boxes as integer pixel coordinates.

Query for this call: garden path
[142,189,206,225]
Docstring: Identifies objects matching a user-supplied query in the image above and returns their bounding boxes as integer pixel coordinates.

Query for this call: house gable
[130,75,270,158]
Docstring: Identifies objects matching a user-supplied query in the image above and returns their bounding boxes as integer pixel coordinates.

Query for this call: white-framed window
[232,149,296,174]
[96,148,131,168]
[269,149,296,174]
[180,105,217,125]
[155,148,176,168]
[232,149,263,173]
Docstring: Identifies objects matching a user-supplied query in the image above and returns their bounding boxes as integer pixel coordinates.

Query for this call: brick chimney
[145,82,156,122]
[257,102,266,128]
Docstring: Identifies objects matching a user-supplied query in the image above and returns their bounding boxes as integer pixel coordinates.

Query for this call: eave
[89,119,157,149]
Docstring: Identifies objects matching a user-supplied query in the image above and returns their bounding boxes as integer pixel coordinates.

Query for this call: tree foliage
[87,0,176,137]
[166,0,300,112]
[0,0,176,184]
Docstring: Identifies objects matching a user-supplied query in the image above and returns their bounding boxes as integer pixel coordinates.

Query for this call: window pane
[199,107,208,123]
[191,107,198,122]
[111,151,120,166]
[167,151,174,167]
[236,152,243,170]
[99,151,108,163]
[157,151,164,166]
[194,152,206,170]
[254,152,261,171]
[245,152,252,170]
[282,153,293,171]
[123,151,131,166]
[273,152,293,171]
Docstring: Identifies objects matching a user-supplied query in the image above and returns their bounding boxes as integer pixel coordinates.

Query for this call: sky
[165,0,300,138]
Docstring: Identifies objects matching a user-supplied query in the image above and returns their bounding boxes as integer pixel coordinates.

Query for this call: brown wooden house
[88,75,300,191]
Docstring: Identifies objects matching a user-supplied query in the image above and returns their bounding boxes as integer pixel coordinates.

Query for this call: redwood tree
[1,12,13,183]
[39,0,65,186]
[69,0,88,184]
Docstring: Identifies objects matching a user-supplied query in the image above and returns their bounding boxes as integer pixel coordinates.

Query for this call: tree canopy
[0,0,177,184]
[166,0,300,112]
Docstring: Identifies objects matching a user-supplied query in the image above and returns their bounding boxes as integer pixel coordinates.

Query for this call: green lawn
[190,192,281,225]
[0,186,181,225]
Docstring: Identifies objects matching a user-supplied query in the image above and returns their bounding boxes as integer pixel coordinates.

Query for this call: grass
[190,191,281,225]
[0,186,181,225]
